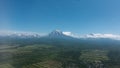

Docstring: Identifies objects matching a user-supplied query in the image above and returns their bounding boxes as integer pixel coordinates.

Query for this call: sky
[0,0,120,34]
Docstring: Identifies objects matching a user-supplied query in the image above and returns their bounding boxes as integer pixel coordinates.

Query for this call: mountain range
[0,30,120,40]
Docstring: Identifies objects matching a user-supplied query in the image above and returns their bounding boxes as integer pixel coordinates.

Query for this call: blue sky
[0,0,120,34]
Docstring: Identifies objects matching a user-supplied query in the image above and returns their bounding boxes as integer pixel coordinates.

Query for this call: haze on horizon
[0,0,120,34]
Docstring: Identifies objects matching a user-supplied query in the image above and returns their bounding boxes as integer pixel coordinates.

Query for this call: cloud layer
[63,32,120,40]
[1,31,120,40]
[84,33,120,40]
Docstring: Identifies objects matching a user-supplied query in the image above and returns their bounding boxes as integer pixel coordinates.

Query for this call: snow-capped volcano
[48,30,76,38]
[49,30,63,37]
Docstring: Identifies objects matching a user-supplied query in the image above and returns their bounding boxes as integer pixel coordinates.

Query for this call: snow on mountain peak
[49,30,63,36]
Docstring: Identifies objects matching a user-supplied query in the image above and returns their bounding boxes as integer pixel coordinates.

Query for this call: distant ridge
[0,31,41,38]
[0,30,120,40]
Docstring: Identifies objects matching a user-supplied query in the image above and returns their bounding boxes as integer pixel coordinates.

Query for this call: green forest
[0,39,120,68]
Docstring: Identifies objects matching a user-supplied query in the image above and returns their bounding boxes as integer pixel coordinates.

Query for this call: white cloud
[62,32,120,40]
[0,31,46,37]
[85,33,120,40]
[62,31,80,38]
[62,32,72,36]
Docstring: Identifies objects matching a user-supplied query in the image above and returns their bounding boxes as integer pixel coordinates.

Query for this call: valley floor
[0,44,120,68]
